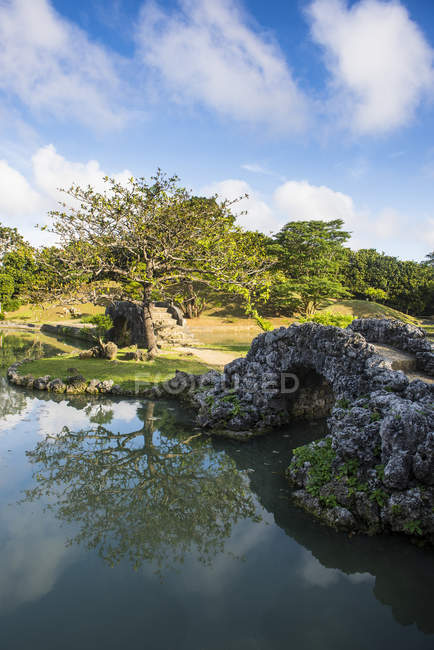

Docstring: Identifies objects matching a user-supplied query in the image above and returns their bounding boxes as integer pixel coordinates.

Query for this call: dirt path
[172,345,241,368]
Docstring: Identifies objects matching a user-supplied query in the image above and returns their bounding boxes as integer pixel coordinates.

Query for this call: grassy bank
[16,350,215,392]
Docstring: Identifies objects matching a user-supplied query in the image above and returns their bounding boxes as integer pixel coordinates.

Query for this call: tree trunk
[143,284,158,356]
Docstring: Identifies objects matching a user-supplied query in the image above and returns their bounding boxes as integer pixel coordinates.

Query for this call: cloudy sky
[0,0,433,259]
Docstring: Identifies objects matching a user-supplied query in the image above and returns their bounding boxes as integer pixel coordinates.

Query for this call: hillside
[318,299,421,325]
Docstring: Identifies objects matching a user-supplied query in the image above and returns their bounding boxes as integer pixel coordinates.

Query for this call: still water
[0,330,433,649]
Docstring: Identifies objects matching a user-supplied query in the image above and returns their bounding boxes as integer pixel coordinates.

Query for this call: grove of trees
[0,170,432,347]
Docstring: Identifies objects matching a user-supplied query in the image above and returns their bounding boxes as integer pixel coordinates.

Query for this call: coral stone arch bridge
[173,318,433,543]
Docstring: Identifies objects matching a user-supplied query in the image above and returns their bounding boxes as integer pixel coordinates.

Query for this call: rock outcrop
[106,300,194,347]
[348,318,434,376]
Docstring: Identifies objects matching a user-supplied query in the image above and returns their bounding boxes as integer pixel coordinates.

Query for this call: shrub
[364,287,388,302]
[298,312,355,328]
[81,314,113,341]
[3,297,21,311]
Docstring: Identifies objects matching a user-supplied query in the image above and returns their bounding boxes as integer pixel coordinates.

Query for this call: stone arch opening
[282,365,335,421]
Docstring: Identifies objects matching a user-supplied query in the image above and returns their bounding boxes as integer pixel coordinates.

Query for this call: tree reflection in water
[24,401,260,572]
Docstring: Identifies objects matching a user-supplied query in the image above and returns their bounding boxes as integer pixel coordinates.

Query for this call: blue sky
[0,0,433,259]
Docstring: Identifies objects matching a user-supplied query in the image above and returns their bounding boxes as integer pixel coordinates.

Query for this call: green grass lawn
[18,351,215,391]
[195,341,251,354]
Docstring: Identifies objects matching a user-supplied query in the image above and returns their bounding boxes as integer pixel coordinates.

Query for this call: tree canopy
[268,219,351,316]
[46,171,272,351]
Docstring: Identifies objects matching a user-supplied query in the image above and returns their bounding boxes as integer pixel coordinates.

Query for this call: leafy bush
[364,287,388,302]
[0,312,5,321]
[81,314,113,341]
[298,312,355,328]
[245,305,273,331]
[3,297,21,311]
[81,314,112,328]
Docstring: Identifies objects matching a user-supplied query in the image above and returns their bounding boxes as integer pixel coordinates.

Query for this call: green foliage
[343,248,433,316]
[245,304,273,331]
[364,287,388,302]
[336,458,368,496]
[46,172,272,347]
[403,520,423,536]
[81,314,113,343]
[82,313,113,329]
[375,464,385,480]
[370,488,387,507]
[370,411,381,422]
[0,271,14,304]
[298,312,355,328]
[269,220,351,316]
[221,391,244,416]
[292,438,336,501]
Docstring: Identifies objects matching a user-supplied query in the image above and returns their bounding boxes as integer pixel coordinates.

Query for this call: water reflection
[24,401,260,572]
[0,331,433,643]
[0,329,83,369]
[220,431,434,635]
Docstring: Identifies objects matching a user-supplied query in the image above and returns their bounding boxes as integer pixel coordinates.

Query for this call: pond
[0,330,433,649]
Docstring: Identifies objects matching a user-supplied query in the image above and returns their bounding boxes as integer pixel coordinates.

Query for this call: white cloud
[202,179,280,232]
[137,0,308,132]
[425,218,434,250]
[308,0,434,133]
[298,549,374,588]
[274,179,356,222]
[32,144,132,201]
[241,164,272,175]
[203,176,429,258]
[0,0,129,128]
[0,160,44,217]
[0,145,131,243]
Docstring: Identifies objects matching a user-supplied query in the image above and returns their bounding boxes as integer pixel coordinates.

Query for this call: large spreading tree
[46,171,272,354]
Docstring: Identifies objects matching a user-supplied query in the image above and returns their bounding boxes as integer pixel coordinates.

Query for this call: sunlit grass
[16,350,215,391]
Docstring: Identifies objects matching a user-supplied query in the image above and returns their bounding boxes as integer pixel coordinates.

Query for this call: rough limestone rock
[86,379,100,394]
[47,378,67,393]
[33,375,51,390]
[177,319,433,543]
[97,379,114,393]
[106,300,194,347]
[65,374,88,394]
[124,349,148,361]
[79,341,118,360]
[348,318,434,376]
[104,341,118,360]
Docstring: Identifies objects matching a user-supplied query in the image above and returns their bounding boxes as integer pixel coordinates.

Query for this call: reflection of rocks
[0,378,29,421]
[221,428,434,635]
